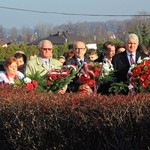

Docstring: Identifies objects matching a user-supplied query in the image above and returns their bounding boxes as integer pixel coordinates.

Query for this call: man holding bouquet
[25,40,62,76]
[25,40,68,94]
[64,41,91,93]
[112,33,148,84]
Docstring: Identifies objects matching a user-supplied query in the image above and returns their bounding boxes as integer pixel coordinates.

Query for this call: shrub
[0,85,150,150]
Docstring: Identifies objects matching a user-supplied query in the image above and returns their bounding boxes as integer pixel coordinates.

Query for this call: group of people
[0,33,149,94]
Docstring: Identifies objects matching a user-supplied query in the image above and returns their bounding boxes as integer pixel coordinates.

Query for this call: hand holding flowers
[128,57,150,92]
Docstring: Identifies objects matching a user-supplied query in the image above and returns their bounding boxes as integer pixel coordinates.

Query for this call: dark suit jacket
[112,50,148,83]
[64,55,91,66]
[94,53,104,63]
[64,55,91,92]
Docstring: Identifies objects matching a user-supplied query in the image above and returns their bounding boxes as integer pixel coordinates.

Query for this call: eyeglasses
[42,48,52,51]
[75,48,85,50]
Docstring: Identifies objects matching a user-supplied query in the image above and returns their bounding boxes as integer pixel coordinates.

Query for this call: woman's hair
[4,57,18,68]
[14,52,27,64]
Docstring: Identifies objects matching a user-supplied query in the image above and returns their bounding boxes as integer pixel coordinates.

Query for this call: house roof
[0,40,11,47]
[28,31,86,45]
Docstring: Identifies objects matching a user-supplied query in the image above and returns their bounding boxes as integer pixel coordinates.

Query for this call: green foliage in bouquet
[98,71,116,84]
[97,59,116,85]
[14,70,47,92]
[109,82,128,94]
[26,70,47,92]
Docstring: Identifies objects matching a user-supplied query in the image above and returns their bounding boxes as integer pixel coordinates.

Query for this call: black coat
[112,50,148,83]
[64,55,91,66]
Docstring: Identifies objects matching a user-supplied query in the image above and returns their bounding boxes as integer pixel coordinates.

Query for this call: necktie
[80,60,83,65]
[130,54,134,65]
[45,60,49,66]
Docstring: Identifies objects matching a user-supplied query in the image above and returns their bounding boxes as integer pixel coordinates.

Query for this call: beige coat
[25,57,62,76]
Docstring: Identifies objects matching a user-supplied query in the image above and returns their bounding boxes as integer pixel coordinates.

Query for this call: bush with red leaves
[0,85,150,149]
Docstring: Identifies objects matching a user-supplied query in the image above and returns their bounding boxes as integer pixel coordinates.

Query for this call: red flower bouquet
[26,80,38,90]
[128,57,150,92]
[78,62,102,94]
[46,65,79,93]
[15,77,38,90]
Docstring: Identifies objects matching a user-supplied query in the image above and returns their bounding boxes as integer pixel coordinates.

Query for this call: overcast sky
[0,0,150,29]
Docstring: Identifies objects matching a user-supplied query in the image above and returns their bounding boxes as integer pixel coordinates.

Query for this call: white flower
[102,60,114,74]
[137,56,142,64]
[9,80,15,84]
[143,57,150,60]
[23,77,32,83]
[130,64,136,70]
[137,56,150,64]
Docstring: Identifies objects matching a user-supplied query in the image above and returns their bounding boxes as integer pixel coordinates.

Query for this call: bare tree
[9,27,18,41]
[34,23,53,39]
[0,25,5,39]
[21,26,33,43]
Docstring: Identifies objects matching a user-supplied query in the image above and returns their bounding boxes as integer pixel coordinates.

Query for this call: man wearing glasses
[64,41,91,66]
[25,40,62,76]
[64,41,91,92]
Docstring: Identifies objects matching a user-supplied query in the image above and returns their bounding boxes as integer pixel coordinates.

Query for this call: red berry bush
[0,85,150,150]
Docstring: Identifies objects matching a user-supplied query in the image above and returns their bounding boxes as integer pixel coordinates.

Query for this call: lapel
[135,51,141,63]
[121,51,130,66]
[36,57,49,69]
[71,56,80,66]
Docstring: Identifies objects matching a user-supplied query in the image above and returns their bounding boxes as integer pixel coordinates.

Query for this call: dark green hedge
[0,85,150,150]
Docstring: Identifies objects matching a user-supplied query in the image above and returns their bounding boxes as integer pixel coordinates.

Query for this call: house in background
[0,40,11,47]
[86,43,97,50]
[28,31,87,45]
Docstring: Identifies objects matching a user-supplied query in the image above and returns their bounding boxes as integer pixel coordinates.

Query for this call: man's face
[74,42,86,59]
[40,42,53,58]
[126,38,139,53]
[16,57,24,66]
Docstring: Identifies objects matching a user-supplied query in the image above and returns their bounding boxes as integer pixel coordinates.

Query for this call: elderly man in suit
[25,40,67,94]
[25,40,62,76]
[112,33,148,83]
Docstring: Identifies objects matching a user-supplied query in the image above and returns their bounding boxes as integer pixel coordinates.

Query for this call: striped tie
[130,54,134,65]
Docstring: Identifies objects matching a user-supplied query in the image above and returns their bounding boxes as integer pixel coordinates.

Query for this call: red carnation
[32,80,38,88]
[26,83,34,90]
[94,68,101,77]
[49,74,57,80]
[140,74,147,82]
[143,60,150,66]
[86,79,96,87]
[132,67,141,76]
[142,79,149,88]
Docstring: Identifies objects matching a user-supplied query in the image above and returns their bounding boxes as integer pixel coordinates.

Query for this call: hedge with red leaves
[0,85,150,150]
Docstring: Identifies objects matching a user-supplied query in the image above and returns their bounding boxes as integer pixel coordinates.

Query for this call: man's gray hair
[38,40,52,49]
[125,33,139,43]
